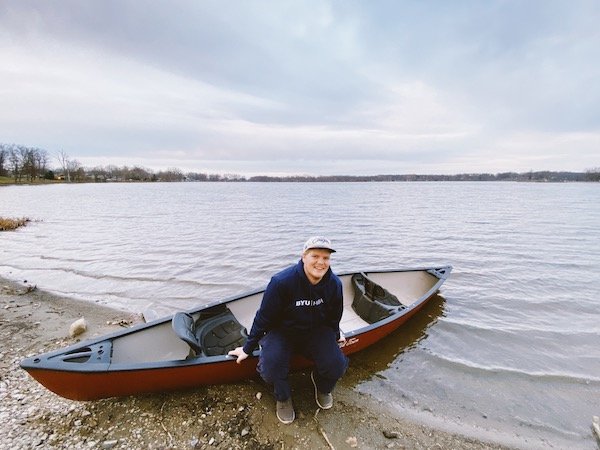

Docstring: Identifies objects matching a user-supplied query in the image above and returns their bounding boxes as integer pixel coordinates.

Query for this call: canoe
[20,266,451,401]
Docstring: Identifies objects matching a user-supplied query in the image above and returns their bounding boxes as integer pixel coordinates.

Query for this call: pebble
[346,436,358,447]
[383,430,402,439]
[101,439,118,449]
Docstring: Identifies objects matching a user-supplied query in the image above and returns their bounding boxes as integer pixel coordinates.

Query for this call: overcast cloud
[1,1,599,175]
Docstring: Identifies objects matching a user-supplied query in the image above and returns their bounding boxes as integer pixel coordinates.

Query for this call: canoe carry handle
[49,341,112,365]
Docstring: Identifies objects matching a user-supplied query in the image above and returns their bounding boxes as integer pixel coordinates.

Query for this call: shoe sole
[276,402,295,424]
[276,411,295,424]
[311,371,333,409]
[277,414,294,424]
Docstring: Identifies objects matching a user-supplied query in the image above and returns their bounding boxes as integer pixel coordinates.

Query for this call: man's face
[302,248,332,284]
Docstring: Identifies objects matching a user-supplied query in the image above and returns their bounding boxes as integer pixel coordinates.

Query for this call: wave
[425,352,600,385]
[0,264,248,291]
[438,317,600,336]
[39,255,99,263]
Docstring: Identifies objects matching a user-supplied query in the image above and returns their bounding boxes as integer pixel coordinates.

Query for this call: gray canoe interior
[111,270,440,364]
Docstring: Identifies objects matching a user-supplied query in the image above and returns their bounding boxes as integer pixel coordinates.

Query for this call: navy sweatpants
[256,326,349,401]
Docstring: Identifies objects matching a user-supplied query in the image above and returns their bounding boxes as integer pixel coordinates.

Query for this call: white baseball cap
[303,236,336,253]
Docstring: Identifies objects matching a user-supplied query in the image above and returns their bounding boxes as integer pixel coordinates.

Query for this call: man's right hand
[228,346,249,364]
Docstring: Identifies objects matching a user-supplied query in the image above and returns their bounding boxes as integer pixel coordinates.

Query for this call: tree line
[1,143,598,183]
[0,144,52,182]
[0,144,193,183]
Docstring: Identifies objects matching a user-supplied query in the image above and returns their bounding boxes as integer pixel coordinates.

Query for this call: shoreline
[0,276,514,449]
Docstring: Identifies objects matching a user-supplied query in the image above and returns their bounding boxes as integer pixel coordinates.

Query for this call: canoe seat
[196,312,247,357]
[172,310,247,358]
[351,273,405,324]
[172,312,202,355]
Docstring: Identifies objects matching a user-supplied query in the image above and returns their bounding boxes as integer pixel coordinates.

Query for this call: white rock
[69,318,88,337]
[142,308,159,322]
[101,440,118,449]
[593,416,600,439]
[346,436,358,447]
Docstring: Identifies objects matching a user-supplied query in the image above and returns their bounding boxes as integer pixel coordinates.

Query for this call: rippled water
[1,182,599,448]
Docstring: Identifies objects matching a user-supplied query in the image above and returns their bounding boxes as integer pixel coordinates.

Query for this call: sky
[1,1,599,176]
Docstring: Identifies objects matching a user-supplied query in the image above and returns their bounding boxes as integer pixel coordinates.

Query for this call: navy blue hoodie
[242,259,343,354]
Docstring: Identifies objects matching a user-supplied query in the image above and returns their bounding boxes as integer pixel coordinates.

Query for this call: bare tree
[34,148,49,179]
[18,146,34,181]
[67,159,83,182]
[187,172,208,181]
[157,167,184,182]
[129,166,152,181]
[0,144,8,177]
[56,150,72,182]
[88,166,107,182]
[8,145,22,182]
[3,144,48,182]
[586,168,600,182]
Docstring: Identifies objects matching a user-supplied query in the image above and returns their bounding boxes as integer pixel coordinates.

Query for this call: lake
[1,181,599,449]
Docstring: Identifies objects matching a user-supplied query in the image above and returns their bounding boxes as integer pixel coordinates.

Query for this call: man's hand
[337,330,347,345]
[228,346,249,364]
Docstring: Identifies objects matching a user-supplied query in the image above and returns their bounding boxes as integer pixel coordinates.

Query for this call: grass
[0,176,62,185]
[0,217,31,231]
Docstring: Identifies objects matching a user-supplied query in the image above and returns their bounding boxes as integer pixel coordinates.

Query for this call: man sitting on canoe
[228,236,348,424]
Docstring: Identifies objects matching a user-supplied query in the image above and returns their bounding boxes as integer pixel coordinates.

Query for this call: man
[228,237,348,424]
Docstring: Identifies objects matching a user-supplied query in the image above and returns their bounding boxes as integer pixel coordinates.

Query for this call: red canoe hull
[22,266,452,400]
[23,289,433,401]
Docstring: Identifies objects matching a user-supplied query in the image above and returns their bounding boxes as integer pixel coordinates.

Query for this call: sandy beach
[0,276,512,450]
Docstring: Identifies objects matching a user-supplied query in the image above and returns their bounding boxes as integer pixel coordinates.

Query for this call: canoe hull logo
[339,337,359,348]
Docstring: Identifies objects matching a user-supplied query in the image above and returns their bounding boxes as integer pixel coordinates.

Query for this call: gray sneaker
[311,371,333,409]
[276,398,295,424]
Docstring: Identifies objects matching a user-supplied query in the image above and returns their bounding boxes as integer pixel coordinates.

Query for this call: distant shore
[2,169,599,185]
[0,275,514,449]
